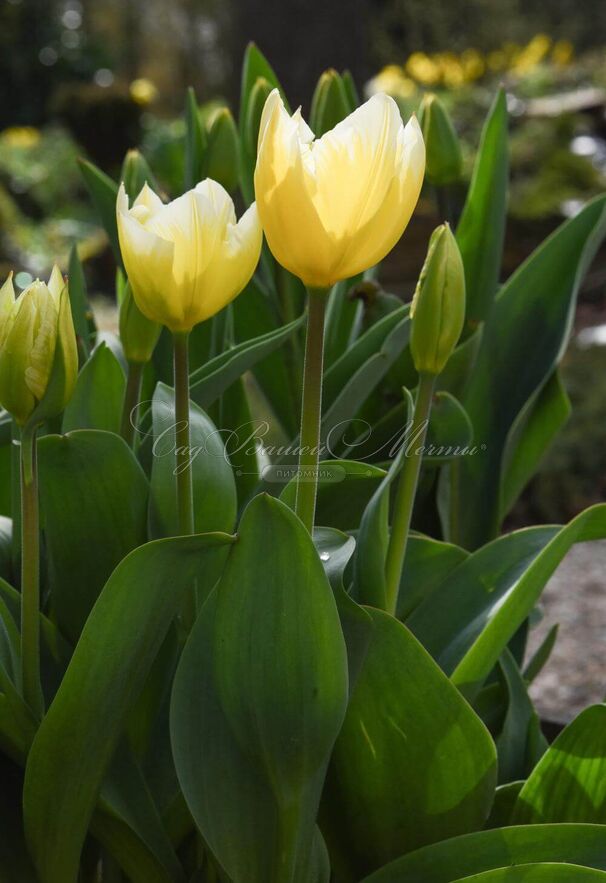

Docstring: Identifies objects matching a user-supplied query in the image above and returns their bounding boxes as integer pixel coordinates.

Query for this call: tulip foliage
[0,43,606,883]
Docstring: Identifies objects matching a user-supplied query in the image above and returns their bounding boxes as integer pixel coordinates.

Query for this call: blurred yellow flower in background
[129,78,158,106]
[0,126,41,149]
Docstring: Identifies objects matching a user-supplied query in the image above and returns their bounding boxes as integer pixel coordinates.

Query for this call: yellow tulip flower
[254,89,425,289]
[116,180,263,332]
[0,267,77,426]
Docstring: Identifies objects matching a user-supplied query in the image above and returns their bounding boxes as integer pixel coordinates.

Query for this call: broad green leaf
[361,823,606,882]
[322,609,497,878]
[451,505,606,699]
[149,384,237,542]
[280,459,386,532]
[189,312,304,409]
[0,516,11,583]
[62,342,125,434]
[499,369,570,520]
[78,158,121,266]
[512,704,606,824]
[408,505,606,699]
[67,243,92,361]
[494,649,546,784]
[183,87,206,191]
[232,275,301,437]
[450,865,606,882]
[171,494,347,883]
[397,534,468,621]
[323,305,408,409]
[38,430,149,643]
[456,89,508,331]
[449,195,606,549]
[485,781,524,829]
[324,279,364,368]
[23,532,234,883]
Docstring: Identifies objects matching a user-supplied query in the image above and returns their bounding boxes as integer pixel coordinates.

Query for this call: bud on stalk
[410,223,466,377]
[418,93,463,186]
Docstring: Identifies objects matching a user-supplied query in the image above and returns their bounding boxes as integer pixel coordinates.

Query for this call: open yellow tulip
[116,180,262,332]
[254,89,425,288]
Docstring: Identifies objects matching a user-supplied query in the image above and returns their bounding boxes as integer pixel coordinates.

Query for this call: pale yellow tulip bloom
[0,267,77,425]
[254,89,425,288]
[116,180,263,332]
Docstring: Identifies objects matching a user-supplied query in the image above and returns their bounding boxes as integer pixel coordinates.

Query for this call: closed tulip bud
[119,282,161,364]
[410,223,465,376]
[0,267,78,426]
[310,69,352,136]
[244,77,273,160]
[120,149,158,201]
[254,89,425,289]
[417,93,463,186]
[206,107,240,194]
[116,180,262,332]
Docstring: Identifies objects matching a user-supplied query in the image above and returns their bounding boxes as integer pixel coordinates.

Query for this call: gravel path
[528,540,606,722]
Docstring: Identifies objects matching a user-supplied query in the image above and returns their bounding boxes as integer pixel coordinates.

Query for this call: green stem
[119,360,144,448]
[294,288,328,534]
[173,332,194,536]
[20,425,43,717]
[384,373,436,616]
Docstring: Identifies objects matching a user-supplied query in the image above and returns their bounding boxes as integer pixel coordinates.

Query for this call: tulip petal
[0,273,15,343]
[47,265,65,302]
[0,288,36,423]
[255,90,335,287]
[117,184,177,328]
[190,202,263,325]
[333,114,426,278]
[25,282,59,401]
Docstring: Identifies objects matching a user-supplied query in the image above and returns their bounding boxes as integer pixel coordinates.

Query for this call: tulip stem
[120,360,144,449]
[295,288,328,534]
[20,425,44,717]
[384,373,436,617]
[173,332,194,537]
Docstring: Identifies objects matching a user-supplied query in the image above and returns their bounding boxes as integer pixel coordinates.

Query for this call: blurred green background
[2,0,606,525]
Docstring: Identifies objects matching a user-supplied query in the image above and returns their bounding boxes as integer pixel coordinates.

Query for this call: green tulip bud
[120,149,158,201]
[119,281,161,364]
[418,93,463,186]
[245,76,273,158]
[0,266,78,427]
[410,224,465,376]
[310,68,352,136]
[206,106,240,194]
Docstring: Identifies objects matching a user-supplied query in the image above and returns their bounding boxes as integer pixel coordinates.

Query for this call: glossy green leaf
[456,89,508,331]
[280,459,386,532]
[408,505,606,699]
[451,505,606,699]
[500,369,571,519]
[512,704,606,824]
[38,430,149,643]
[62,342,125,434]
[23,532,234,883]
[397,534,468,621]
[189,312,304,409]
[171,494,347,883]
[78,158,121,266]
[323,305,407,409]
[449,195,606,548]
[322,608,497,878]
[149,384,237,541]
[450,865,606,882]
[494,649,546,784]
[361,823,606,882]
[324,279,364,368]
